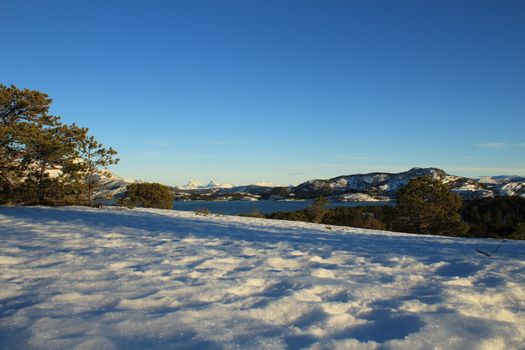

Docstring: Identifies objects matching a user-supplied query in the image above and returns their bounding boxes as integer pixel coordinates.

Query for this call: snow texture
[1,206,524,350]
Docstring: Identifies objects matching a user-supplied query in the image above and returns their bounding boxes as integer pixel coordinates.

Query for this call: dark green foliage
[509,222,525,240]
[393,177,469,236]
[268,197,525,239]
[116,196,135,209]
[269,186,291,198]
[21,123,87,204]
[0,84,118,206]
[1,84,57,201]
[462,197,525,239]
[125,182,174,209]
[267,205,392,231]
[304,187,332,199]
[266,190,525,239]
[325,206,390,230]
[266,209,309,222]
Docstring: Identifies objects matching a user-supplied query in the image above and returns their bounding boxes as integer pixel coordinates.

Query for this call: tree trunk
[88,180,93,207]
[38,164,46,204]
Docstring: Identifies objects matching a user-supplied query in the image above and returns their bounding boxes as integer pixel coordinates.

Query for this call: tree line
[264,177,525,240]
[0,84,118,206]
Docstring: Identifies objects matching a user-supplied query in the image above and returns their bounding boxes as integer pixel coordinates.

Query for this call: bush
[393,176,469,236]
[195,208,209,216]
[247,208,264,218]
[267,204,392,230]
[325,206,388,230]
[266,209,309,222]
[125,182,174,209]
[116,197,135,209]
[307,197,329,223]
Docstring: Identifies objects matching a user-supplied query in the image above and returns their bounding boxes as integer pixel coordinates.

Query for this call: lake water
[172,200,393,215]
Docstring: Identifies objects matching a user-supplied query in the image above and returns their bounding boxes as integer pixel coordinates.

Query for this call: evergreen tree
[462,197,525,239]
[79,135,119,207]
[0,84,58,200]
[0,84,118,205]
[394,176,469,236]
[308,196,329,223]
[21,123,87,204]
[510,222,525,240]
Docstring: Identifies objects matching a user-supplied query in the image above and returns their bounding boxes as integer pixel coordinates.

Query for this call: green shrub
[125,182,174,209]
[325,206,388,230]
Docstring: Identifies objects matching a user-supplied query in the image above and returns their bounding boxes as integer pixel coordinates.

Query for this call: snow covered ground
[0,206,524,350]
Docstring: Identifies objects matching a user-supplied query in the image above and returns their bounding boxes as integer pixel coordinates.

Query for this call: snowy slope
[180,179,205,189]
[93,174,136,204]
[1,206,524,350]
[296,168,525,200]
[179,180,235,190]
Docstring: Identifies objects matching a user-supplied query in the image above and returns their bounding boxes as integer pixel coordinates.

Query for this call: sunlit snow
[1,206,524,349]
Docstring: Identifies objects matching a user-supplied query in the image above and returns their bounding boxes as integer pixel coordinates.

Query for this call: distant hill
[96,168,525,203]
[292,167,525,201]
[290,167,522,200]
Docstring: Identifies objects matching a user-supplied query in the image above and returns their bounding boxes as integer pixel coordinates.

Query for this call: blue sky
[1,0,524,186]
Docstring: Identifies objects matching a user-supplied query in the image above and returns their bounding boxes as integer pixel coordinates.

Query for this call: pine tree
[308,196,329,223]
[0,84,58,201]
[79,135,119,207]
[21,123,87,204]
[394,176,469,236]
[1,84,118,205]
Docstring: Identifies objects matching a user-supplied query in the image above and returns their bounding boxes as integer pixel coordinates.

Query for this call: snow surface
[252,181,277,187]
[177,180,277,191]
[1,206,524,350]
[179,180,236,190]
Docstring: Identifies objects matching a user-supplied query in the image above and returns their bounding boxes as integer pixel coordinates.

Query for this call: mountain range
[180,179,235,190]
[292,167,525,201]
[95,167,525,203]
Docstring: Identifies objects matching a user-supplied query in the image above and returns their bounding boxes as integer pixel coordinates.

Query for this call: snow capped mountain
[207,180,235,189]
[180,179,205,189]
[180,180,235,190]
[92,172,136,205]
[477,175,525,184]
[96,168,525,203]
[293,168,448,199]
[500,182,525,197]
[251,181,276,187]
[292,167,525,200]
[178,180,273,190]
